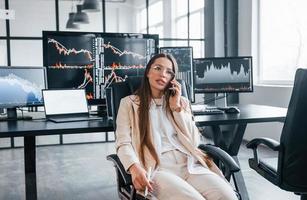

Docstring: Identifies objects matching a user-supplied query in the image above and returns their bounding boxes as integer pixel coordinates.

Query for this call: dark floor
[0,137,299,200]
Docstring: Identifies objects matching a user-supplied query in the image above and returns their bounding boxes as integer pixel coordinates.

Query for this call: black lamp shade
[66,12,80,29]
[82,0,100,12]
[74,5,90,24]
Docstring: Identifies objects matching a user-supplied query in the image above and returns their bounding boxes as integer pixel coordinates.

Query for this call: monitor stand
[214,93,240,113]
[0,108,32,121]
[214,93,228,108]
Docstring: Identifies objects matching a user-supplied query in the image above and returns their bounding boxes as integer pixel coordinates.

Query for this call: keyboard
[48,116,102,123]
[193,109,224,115]
[191,105,225,115]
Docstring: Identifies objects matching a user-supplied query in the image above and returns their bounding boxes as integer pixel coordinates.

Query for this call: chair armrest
[246,138,280,185]
[198,144,240,173]
[246,137,280,151]
[107,154,132,186]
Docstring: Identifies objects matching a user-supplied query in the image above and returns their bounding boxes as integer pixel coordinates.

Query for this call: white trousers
[149,150,238,200]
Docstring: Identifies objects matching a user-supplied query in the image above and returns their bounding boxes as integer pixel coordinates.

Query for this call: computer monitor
[101,33,158,90]
[193,56,253,93]
[159,46,194,102]
[43,31,98,104]
[0,66,46,119]
[43,31,159,105]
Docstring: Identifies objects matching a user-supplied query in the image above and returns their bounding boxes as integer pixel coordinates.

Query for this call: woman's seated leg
[186,172,238,200]
[151,170,206,200]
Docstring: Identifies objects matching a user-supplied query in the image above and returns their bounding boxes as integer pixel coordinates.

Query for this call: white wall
[240,85,292,141]
[238,0,292,141]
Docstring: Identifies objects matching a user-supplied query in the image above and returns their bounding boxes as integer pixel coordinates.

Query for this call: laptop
[43,89,101,123]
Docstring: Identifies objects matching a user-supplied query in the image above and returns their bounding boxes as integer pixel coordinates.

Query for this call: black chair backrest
[127,76,143,93]
[110,78,189,129]
[110,81,131,129]
[279,68,307,191]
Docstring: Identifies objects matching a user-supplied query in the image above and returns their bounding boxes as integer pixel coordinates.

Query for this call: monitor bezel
[193,56,254,94]
[0,66,47,108]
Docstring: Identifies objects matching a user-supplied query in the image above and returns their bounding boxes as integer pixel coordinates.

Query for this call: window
[175,16,188,38]
[189,0,204,58]
[190,40,204,58]
[172,0,188,38]
[137,6,147,33]
[190,9,204,39]
[259,0,307,84]
[148,0,163,35]
[160,40,188,47]
[105,1,136,32]
[190,0,205,13]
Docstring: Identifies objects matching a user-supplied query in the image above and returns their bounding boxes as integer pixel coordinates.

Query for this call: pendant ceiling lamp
[74,4,90,24]
[82,0,100,12]
[66,12,80,29]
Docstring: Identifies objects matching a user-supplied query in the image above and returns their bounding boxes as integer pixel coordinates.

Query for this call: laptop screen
[43,89,88,116]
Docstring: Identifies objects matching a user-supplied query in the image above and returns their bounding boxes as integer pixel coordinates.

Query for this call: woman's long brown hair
[135,53,178,168]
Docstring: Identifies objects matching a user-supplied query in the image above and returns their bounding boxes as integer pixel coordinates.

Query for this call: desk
[0,118,113,200]
[195,104,287,200]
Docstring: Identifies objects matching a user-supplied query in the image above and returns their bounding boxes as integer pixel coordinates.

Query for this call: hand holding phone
[168,79,182,112]
[167,74,176,96]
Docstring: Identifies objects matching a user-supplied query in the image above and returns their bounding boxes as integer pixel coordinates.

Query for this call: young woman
[116,53,237,200]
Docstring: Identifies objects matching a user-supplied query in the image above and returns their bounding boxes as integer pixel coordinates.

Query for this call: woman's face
[147,57,175,94]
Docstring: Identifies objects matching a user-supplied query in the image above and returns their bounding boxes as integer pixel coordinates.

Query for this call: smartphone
[167,74,176,96]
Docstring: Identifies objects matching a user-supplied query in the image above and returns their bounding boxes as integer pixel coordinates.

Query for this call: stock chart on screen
[43,31,158,103]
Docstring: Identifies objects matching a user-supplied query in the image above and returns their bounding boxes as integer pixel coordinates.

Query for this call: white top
[149,97,212,175]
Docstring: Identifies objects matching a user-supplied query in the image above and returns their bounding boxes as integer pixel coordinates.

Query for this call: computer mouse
[225,107,240,114]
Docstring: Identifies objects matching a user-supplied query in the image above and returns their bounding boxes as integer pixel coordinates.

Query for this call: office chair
[246,68,307,200]
[107,77,241,200]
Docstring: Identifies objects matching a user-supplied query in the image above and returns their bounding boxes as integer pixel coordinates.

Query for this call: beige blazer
[115,95,212,172]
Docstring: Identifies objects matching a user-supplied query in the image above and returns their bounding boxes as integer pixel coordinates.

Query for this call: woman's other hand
[129,163,153,192]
